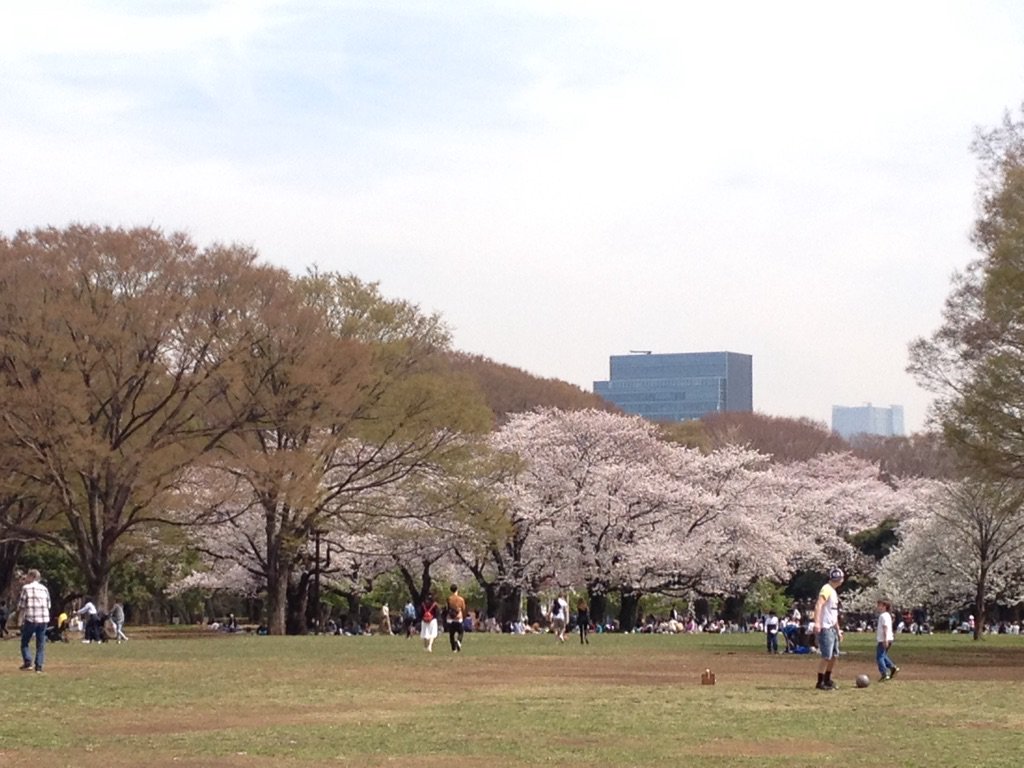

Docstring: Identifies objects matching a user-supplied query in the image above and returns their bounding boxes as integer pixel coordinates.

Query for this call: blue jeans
[818,626,840,660]
[876,642,895,676]
[20,621,46,670]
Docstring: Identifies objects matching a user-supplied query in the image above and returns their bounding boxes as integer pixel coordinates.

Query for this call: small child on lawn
[876,598,900,681]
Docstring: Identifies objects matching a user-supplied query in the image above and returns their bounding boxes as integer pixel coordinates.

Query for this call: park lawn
[1,630,1022,767]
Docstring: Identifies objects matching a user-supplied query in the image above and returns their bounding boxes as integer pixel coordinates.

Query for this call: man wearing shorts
[811,567,844,690]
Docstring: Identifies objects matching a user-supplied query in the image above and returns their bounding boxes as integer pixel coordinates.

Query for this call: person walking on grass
[811,567,844,690]
[445,584,467,653]
[379,603,393,636]
[550,594,569,643]
[419,593,439,653]
[17,569,50,673]
[109,600,128,643]
[576,597,590,645]
[876,598,900,681]
[402,600,417,638]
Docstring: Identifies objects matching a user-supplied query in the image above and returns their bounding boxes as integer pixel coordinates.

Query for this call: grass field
[1,629,1022,767]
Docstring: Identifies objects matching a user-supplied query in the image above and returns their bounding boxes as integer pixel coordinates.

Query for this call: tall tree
[877,478,1024,639]
[208,272,490,634]
[0,225,275,606]
[909,107,1024,476]
[485,409,667,625]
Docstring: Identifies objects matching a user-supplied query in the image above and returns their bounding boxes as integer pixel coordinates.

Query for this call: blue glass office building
[593,351,753,422]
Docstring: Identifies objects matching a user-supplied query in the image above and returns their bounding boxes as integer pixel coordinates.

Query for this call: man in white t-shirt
[811,567,844,690]
[876,598,900,681]
[765,610,780,654]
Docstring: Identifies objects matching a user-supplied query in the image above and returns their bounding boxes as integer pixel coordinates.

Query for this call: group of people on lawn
[786,568,899,689]
[6,569,129,674]
[11,567,901,687]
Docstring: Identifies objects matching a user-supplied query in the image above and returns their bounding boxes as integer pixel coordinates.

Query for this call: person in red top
[419,593,439,653]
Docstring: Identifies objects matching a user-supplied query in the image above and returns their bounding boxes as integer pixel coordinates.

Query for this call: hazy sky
[4,1,1024,433]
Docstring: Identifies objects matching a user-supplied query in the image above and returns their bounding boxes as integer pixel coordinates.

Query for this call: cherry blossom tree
[206,272,490,633]
[876,478,1024,639]
[485,410,788,627]
[773,452,915,577]
[645,445,796,598]
[483,409,675,624]
[175,436,496,633]
[329,468,500,622]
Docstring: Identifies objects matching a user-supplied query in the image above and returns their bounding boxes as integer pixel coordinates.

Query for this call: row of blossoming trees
[3,225,1022,635]
[173,406,946,632]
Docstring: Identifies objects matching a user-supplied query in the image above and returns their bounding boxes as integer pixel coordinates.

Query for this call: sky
[3,1,1024,434]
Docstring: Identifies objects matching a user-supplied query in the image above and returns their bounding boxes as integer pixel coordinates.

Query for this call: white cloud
[3,0,1024,432]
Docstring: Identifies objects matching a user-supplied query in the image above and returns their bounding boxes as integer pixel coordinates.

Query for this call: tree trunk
[974,572,986,641]
[693,597,710,622]
[399,561,434,605]
[0,540,23,597]
[525,593,542,626]
[247,597,263,624]
[589,591,608,627]
[480,582,498,619]
[496,584,522,625]
[346,593,363,633]
[723,595,744,624]
[286,572,310,635]
[462,555,500,618]
[618,589,641,631]
[84,567,110,614]
[266,567,289,635]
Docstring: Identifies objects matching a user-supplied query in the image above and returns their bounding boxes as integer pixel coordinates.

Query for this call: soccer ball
[855,674,870,688]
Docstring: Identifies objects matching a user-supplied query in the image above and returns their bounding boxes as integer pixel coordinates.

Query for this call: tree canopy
[4,211,1014,635]
[909,107,1024,477]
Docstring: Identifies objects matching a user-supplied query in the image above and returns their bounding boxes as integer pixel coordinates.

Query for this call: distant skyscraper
[831,404,905,440]
[593,351,753,422]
